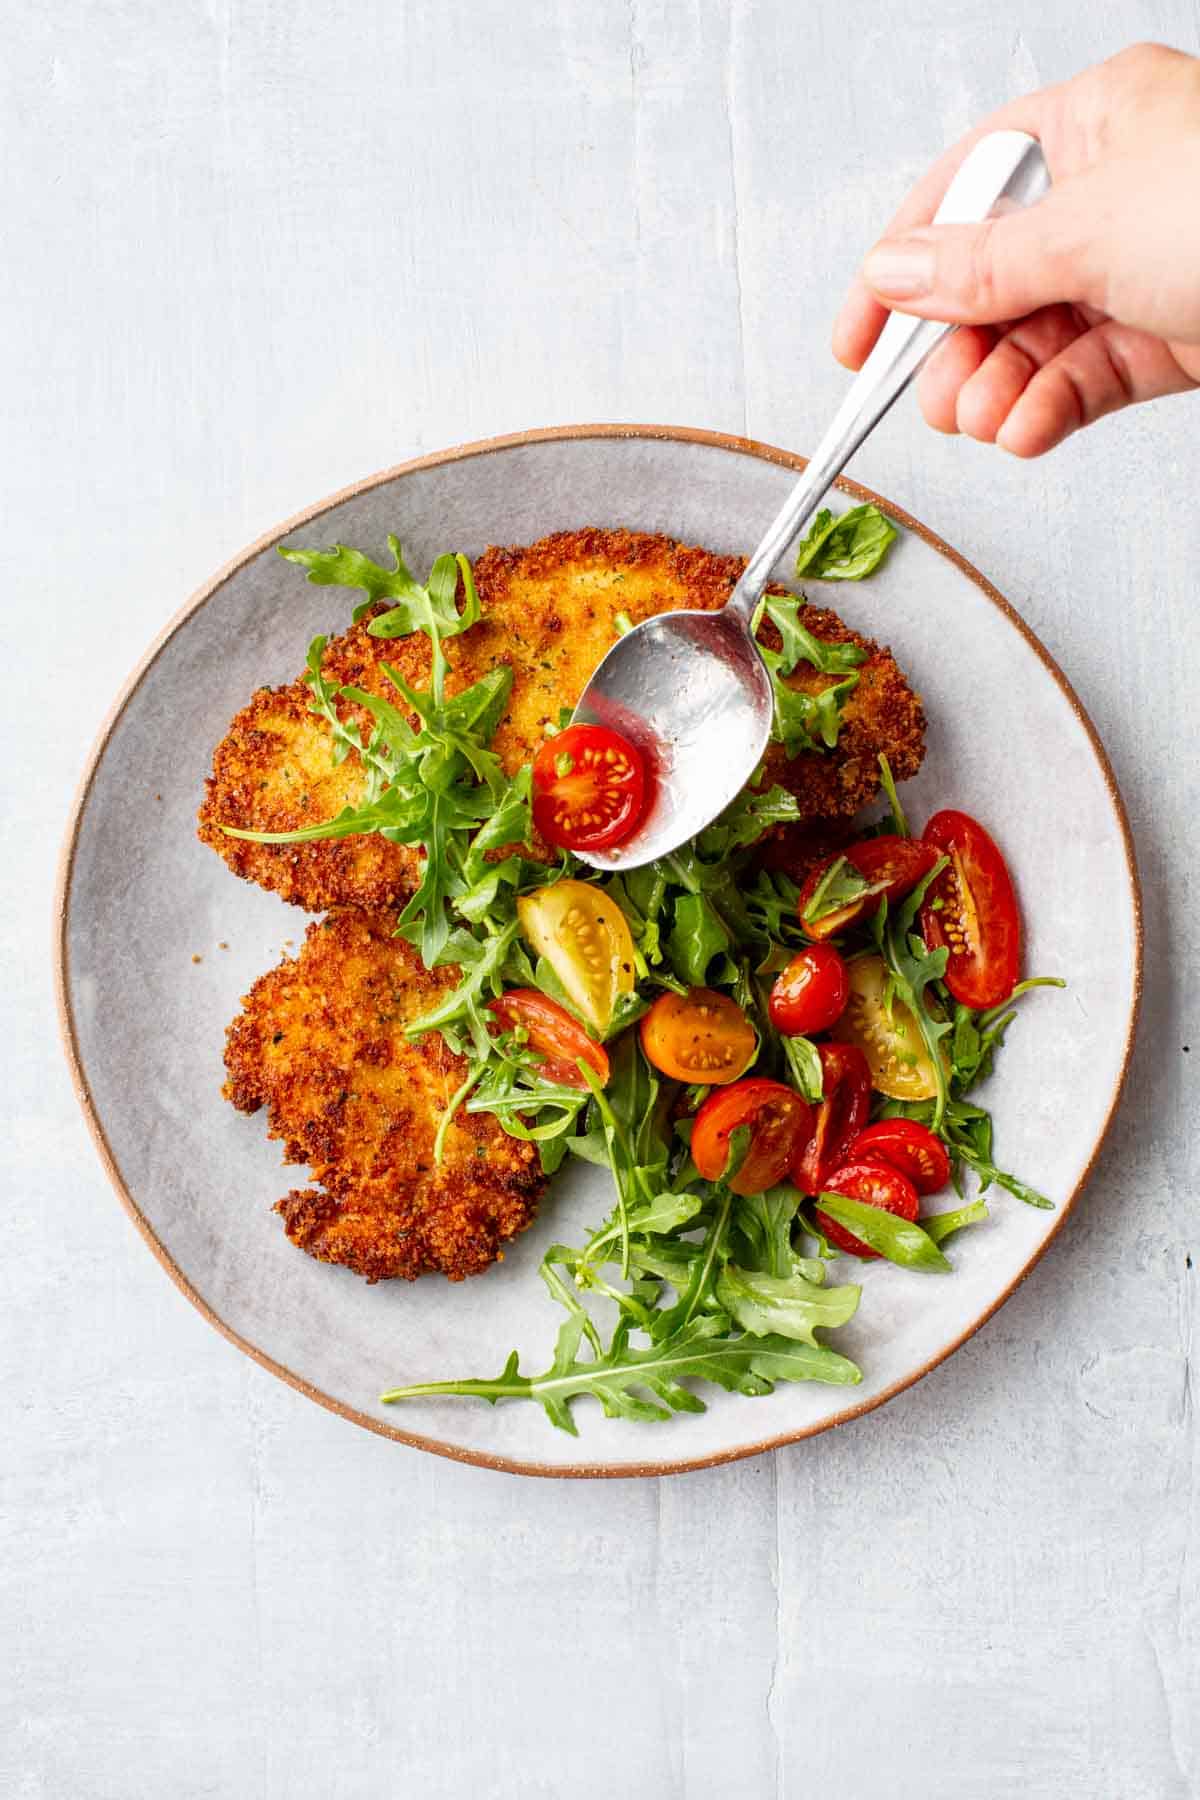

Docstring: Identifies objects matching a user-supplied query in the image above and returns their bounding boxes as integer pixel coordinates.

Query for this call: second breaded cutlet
[223,911,544,1282]
[198,527,925,912]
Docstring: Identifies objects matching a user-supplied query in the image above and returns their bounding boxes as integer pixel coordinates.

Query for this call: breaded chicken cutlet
[223,911,544,1282]
[198,527,926,913]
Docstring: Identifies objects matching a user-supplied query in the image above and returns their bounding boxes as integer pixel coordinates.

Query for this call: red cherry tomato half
[692,1078,814,1196]
[845,1118,951,1196]
[816,1158,920,1259]
[531,724,649,853]
[919,809,1020,1009]
[487,989,609,1090]
[793,1042,872,1194]
[797,834,939,939]
[768,944,850,1036]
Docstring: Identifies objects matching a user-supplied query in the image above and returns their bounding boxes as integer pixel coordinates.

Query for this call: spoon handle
[728,129,1050,620]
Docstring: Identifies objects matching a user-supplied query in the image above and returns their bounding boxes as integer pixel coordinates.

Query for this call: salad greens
[231,517,1061,1437]
[793,502,898,581]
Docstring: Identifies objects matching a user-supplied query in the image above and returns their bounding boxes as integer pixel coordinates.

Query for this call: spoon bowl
[571,605,775,867]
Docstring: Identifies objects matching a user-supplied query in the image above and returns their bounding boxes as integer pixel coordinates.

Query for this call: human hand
[833,43,1200,456]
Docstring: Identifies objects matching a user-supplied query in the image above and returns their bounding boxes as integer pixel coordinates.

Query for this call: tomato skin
[640,988,756,1086]
[920,810,1020,1009]
[692,1078,813,1196]
[487,990,609,1090]
[798,835,939,939]
[846,1119,951,1196]
[816,1159,920,1259]
[793,1042,872,1193]
[830,953,940,1102]
[531,724,649,852]
[516,880,635,1033]
[768,945,849,1036]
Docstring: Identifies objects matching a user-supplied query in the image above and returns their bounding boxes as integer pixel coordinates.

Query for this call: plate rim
[53,421,1144,1479]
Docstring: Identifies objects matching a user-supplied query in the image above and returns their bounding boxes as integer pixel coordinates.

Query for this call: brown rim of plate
[53,422,1144,1481]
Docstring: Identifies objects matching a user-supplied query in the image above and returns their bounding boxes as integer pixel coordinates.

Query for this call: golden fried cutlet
[223,910,544,1282]
[199,527,925,912]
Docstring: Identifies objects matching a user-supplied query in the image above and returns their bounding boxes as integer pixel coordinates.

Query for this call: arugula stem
[432,1069,478,1167]
[976,976,1066,1032]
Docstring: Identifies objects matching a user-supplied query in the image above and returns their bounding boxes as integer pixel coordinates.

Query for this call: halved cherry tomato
[830,954,941,1102]
[919,810,1020,1010]
[487,990,610,1090]
[845,1118,951,1196]
[692,1078,813,1196]
[768,944,849,1036]
[531,724,649,853]
[816,1159,920,1259]
[797,835,939,939]
[640,988,756,1086]
[516,880,635,1033]
[793,1042,872,1193]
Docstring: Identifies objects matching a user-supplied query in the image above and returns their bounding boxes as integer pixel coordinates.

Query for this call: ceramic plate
[56,426,1141,1478]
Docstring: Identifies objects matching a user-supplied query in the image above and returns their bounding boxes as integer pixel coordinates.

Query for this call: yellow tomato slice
[830,953,940,1101]
[516,879,635,1033]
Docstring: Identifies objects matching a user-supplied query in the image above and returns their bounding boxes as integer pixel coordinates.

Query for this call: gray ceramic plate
[56,426,1141,1478]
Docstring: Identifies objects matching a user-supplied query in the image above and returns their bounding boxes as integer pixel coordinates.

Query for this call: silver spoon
[571,129,1050,871]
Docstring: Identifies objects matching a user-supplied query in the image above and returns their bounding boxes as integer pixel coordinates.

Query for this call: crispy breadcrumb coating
[198,528,925,911]
[223,911,544,1282]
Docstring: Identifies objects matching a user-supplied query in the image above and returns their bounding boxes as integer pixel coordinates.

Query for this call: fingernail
[863,236,935,299]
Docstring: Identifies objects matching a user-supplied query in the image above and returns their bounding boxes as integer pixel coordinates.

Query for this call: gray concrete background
[4,3,1197,1795]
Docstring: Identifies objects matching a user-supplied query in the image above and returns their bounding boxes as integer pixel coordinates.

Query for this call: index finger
[831,96,1047,369]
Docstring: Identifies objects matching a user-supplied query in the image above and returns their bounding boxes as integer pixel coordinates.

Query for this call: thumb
[861,186,1099,324]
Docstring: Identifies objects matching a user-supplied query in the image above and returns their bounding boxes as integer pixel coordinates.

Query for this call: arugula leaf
[757,593,868,675]
[743,870,806,948]
[716,1260,861,1343]
[464,1054,589,1144]
[405,919,522,1054]
[815,1193,951,1271]
[781,1033,824,1103]
[299,636,392,793]
[380,1311,858,1436]
[280,535,481,641]
[793,503,898,581]
[695,782,803,859]
[923,1199,989,1246]
[666,892,731,987]
[279,535,426,623]
[770,672,861,758]
[747,590,866,757]
[732,1186,803,1278]
[648,1190,734,1341]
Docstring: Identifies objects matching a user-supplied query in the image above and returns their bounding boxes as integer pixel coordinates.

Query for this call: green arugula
[715,1259,861,1343]
[799,854,875,928]
[793,503,898,581]
[923,1199,989,1246]
[380,1311,859,1437]
[281,536,481,638]
[731,1186,803,1277]
[815,1193,951,1271]
[749,590,867,758]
